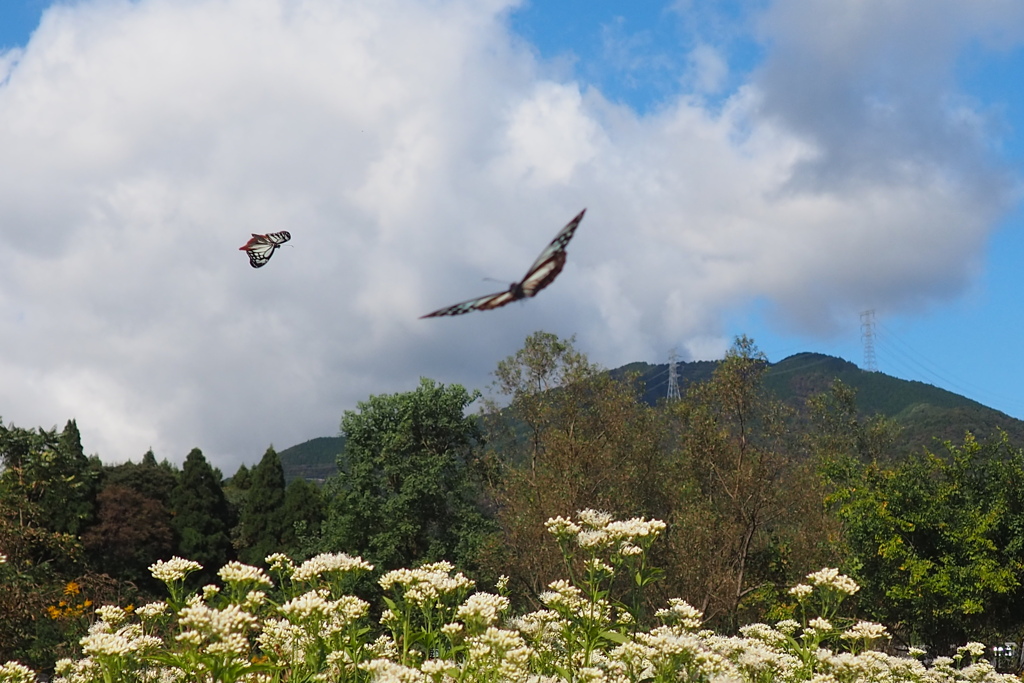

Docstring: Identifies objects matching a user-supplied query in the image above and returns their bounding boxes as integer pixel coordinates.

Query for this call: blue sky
[1,0,1022,469]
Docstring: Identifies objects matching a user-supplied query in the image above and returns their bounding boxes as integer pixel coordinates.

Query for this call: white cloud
[0,0,1018,471]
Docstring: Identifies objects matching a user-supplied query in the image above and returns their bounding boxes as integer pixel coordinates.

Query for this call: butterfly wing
[420,209,585,318]
[518,208,586,297]
[239,231,291,268]
[419,289,518,318]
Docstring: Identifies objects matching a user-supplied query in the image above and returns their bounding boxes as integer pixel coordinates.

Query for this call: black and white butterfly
[421,209,586,318]
[239,231,291,268]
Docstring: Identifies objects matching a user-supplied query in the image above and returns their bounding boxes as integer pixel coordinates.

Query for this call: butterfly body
[421,209,585,318]
[239,231,291,268]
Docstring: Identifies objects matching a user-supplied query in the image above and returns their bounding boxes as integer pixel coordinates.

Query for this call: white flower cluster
[292,552,373,582]
[841,620,889,642]
[80,622,161,658]
[278,588,369,634]
[218,561,273,587]
[148,556,203,583]
[359,658,426,683]
[94,605,129,626]
[655,598,704,630]
[545,509,667,556]
[134,601,168,619]
[455,592,510,626]
[464,627,533,680]
[265,552,294,574]
[378,561,475,607]
[177,602,259,656]
[805,567,860,595]
[0,660,38,683]
[12,535,1016,683]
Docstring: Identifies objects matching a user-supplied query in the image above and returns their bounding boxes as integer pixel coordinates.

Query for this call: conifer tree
[237,447,288,565]
[281,477,325,559]
[169,448,235,578]
[0,418,97,536]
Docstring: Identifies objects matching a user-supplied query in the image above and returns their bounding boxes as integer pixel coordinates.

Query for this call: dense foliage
[2,332,1024,676]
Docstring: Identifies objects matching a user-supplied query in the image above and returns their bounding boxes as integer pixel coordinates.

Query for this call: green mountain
[279,352,1024,482]
[278,436,344,484]
[624,352,1024,448]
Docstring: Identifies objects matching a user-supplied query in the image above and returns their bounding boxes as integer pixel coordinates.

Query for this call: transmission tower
[860,310,878,372]
[667,349,681,401]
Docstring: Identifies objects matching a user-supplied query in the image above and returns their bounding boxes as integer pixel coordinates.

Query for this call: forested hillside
[4,332,1024,675]
[281,350,1024,481]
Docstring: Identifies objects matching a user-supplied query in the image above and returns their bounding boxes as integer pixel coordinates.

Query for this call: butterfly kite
[421,209,586,318]
[239,231,291,268]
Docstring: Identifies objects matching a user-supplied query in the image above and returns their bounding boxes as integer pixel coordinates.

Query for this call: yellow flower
[64,581,81,596]
[46,605,62,620]
[124,604,134,613]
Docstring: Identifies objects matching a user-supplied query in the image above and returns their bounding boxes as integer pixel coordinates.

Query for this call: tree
[0,419,97,536]
[807,379,900,467]
[320,378,494,574]
[101,452,179,506]
[278,478,325,561]
[168,448,235,580]
[81,485,175,588]
[829,432,1024,651]
[0,420,90,669]
[483,332,663,603]
[657,336,835,628]
[236,447,289,565]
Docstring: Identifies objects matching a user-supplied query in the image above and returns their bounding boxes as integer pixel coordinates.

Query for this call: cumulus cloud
[0,0,1018,470]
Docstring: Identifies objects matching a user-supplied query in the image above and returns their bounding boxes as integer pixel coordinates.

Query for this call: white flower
[959,641,986,657]
[805,568,859,595]
[806,617,833,634]
[378,562,474,604]
[359,658,422,682]
[841,621,888,641]
[293,553,373,583]
[280,589,332,620]
[177,603,258,656]
[775,619,800,635]
[441,622,464,637]
[81,624,160,657]
[740,623,786,645]
[0,661,37,683]
[656,598,704,629]
[577,509,614,528]
[544,515,582,539]
[789,583,813,598]
[218,561,272,587]
[265,553,294,573]
[134,601,168,619]
[149,557,202,583]
[456,592,510,626]
[94,605,128,625]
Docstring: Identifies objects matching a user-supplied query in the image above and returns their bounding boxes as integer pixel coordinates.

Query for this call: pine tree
[237,447,288,565]
[281,477,325,559]
[169,448,235,579]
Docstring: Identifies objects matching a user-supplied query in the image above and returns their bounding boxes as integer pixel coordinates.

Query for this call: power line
[872,322,1024,416]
